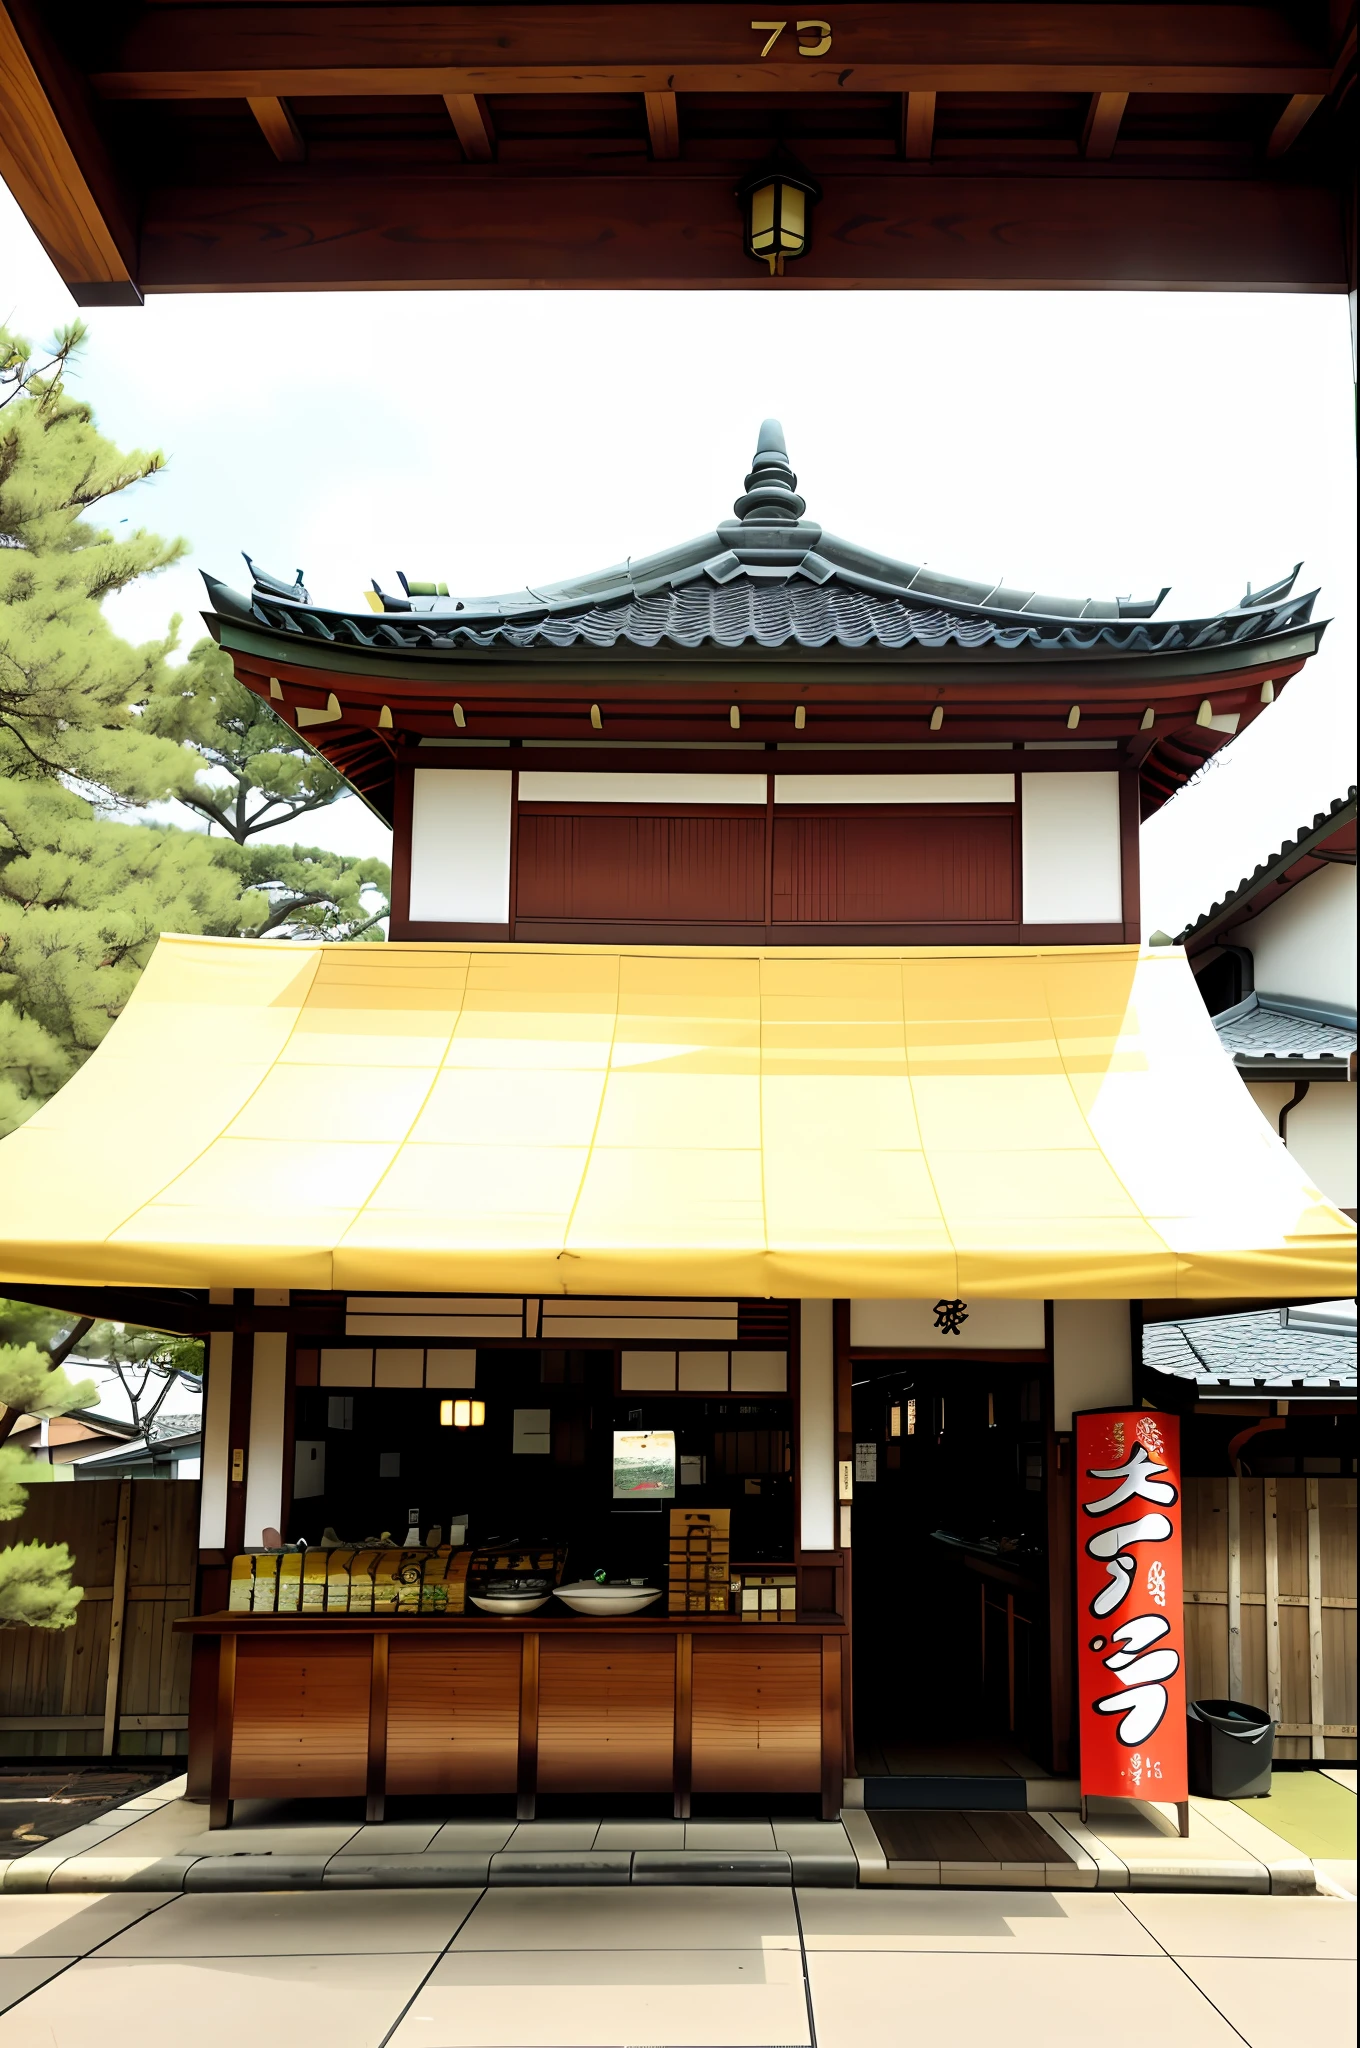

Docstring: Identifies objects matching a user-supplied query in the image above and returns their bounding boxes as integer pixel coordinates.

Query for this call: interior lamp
[738,153,821,275]
[440,1398,485,1428]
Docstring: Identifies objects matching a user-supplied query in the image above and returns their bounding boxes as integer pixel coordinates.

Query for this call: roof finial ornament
[732,419,806,525]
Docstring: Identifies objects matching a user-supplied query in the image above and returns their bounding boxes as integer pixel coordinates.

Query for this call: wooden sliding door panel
[386,1639,521,1793]
[230,1637,369,1798]
[772,808,1016,924]
[690,1642,822,1792]
[517,811,765,922]
[536,1637,675,1791]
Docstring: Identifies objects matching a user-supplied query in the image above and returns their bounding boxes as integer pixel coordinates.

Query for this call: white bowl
[470,1593,551,1615]
[554,1583,661,1617]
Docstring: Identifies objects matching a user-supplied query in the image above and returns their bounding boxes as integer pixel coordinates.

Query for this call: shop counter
[177,1613,849,1825]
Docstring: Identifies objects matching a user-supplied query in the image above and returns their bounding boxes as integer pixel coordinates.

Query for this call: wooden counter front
[177,1615,848,1825]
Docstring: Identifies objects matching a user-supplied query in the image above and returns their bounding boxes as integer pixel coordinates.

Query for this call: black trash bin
[1187,1699,1275,1799]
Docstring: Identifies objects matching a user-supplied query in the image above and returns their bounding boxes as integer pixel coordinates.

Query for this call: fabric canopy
[0,936,1352,1299]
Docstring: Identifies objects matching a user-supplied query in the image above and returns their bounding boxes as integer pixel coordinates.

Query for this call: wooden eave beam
[901,91,936,161]
[247,95,306,161]
[1266,91,1325,157]
[136,170,1348,293]
[1082,90,1128,158]
[0,0,140,303]
[89,4,1333,101]
[444,92,495,161]
[645,89,681,160]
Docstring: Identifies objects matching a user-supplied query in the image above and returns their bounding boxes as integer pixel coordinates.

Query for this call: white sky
[3,183,1355,935]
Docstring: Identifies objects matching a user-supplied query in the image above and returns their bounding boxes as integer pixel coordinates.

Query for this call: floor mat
[1236,1771,1357,1858]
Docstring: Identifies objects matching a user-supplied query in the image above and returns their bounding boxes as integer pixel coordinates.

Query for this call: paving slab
[449,1883,800,1950]
[807,1949,1246,2047]
[796,1887,1160,1953]
[387,1944,810,2048]
[1080,1798,1268,1893]
[1122,1891,1357,1958]
[0,1952,435,2048]
[0,1891,175,1955]
[1173,1955,1357,2048]
[0,1960,72,2015]
[94,1887,481,1956]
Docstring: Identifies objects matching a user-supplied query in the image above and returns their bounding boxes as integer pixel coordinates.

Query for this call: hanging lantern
[440,1398,486,1428]
[738,153,821,275]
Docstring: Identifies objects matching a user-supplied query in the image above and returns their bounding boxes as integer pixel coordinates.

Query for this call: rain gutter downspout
[1278,1077,1310,1143]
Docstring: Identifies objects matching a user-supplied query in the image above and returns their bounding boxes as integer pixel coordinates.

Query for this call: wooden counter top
[178,1611,847,1635]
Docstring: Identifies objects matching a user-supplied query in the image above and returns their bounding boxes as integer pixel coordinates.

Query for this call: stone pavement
[5,1772,1347,1897]
[0,1882,1354,2045]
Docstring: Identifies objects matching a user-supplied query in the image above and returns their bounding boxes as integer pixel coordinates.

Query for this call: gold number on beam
[752,21,787,57]
[797,20,833,56]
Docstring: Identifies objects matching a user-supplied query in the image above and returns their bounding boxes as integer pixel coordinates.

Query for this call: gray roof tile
[205,422,1323,668]
[1143,1310,1356,1394]
[1214,994,1357,1065]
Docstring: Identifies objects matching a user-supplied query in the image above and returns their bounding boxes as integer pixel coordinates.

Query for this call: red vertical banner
[1075,1409,1187,1805]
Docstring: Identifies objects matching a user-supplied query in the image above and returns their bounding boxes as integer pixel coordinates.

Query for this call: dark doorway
[850,1358,1052,1775]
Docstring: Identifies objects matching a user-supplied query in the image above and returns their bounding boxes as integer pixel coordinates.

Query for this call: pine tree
[0,1340,96,1630]
[145,638,389,939]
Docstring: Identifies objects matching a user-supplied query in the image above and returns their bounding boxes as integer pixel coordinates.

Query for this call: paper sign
[612,1429,676,1499]
[1075,1409,1187,1804]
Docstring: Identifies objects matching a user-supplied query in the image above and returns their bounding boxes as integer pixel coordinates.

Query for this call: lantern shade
[738,155,821,273]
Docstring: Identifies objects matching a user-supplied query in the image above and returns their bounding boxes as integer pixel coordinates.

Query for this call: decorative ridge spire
[732,419,806,524]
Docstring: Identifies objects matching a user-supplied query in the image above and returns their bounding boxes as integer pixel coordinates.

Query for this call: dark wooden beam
[0,0,140,303]
[139,167,1348,293]
[443,91,495,162]
[248,95,306,162]
[1081,89,1129,158]
[90,4,1334,101]
[1266,91,1324,157]
[645,89,681,161]
[901,90,936,162]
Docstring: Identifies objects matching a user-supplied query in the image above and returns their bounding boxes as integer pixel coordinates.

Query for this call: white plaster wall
[198,1328,234,1549]
[1247,1081,1357,1210]
[1232,862,1357,1012]
[849,1298,1046,1349]
[773,773,1014,804]
[799,1300,836,1552]
[1021,772,1122,923]
[243,1332,288,1546]
[518,771,766,804]
[1051,1300,1133,1430]
[409,769,512,922]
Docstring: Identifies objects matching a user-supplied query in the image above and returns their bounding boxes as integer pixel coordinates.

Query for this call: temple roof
[205,420,1321,667]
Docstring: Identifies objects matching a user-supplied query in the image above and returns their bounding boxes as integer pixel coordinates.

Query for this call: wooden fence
[1183,1476,1357,1761]
[1,1474,1353,1766]
[0,1480,199,1758]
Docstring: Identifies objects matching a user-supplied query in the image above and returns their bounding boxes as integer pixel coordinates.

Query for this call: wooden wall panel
[691,1641,822,1792]
[1181,1477,1356,1762]
[516,810,766,923]
[230,1636,369,1797]
[772,808,1016,924]
[0,1480,198,1757]
[536,1637,675,1791]
[386,1639,521,1793]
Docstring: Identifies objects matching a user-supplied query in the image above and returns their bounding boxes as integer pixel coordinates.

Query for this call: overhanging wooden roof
[1,3,1354,302]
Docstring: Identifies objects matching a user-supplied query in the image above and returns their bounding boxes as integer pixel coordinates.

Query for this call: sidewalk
[4,1773,1348,1898]
[0,1879,1354,2045]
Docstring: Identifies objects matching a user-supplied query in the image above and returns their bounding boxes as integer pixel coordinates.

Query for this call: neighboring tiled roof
[1144,1310,1356,1395]
[1213,993,1357,1071]
[1176,788,1357,944]
[205,420,1323,666]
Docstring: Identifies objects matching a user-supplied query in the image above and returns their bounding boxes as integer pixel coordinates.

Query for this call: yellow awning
[0,936,1351,1299]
